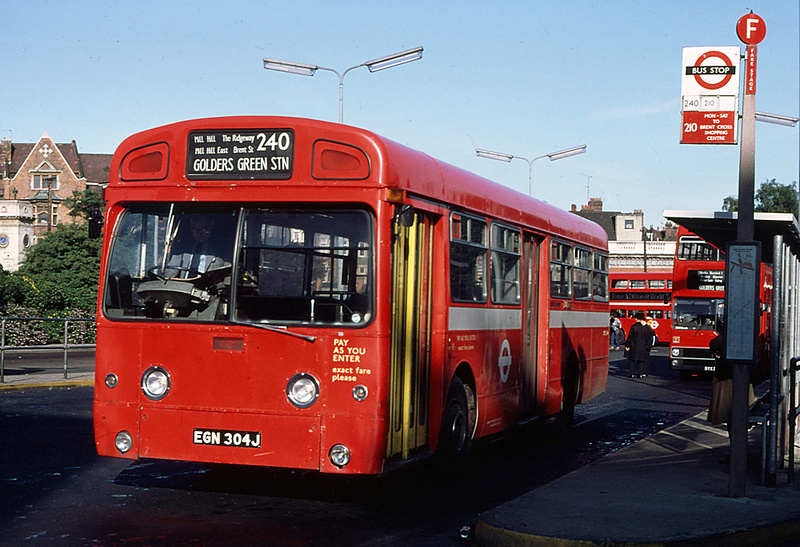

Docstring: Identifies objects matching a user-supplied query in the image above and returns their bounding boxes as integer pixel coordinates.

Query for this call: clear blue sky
[3,1,798,227]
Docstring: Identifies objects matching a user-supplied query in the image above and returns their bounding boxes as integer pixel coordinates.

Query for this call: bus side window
[450,213,487,303]
[550,240,572,298]
[490,223,521,305]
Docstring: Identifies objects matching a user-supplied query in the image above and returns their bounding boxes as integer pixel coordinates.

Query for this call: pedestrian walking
[624,312,653,378]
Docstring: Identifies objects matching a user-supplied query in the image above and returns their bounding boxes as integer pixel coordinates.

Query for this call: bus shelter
[664,210,800,486]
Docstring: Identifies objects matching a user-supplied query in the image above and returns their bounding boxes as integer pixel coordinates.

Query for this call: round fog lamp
[105,373,118,388]
[352,385,368,402]
[115,431,133,454]
[329,444,351,468]
[286,373,319,408]
[142,366,170,400]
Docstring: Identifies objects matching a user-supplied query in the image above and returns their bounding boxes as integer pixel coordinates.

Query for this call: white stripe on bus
[449,307,522,331]
[448,307,608,331]
[549,310,609,329]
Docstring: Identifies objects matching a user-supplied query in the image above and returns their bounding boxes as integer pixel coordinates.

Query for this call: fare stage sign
[680,46,740,144]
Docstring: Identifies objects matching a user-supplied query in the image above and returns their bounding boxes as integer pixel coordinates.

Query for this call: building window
[35,205,59,226]
[32,174,59,190]
[624,219,634,229]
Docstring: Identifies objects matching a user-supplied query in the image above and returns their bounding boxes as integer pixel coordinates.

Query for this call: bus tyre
[438,377,472,461]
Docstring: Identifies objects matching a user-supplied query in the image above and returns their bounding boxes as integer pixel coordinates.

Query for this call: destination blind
[186,129,294,180]
[687,269,725,291]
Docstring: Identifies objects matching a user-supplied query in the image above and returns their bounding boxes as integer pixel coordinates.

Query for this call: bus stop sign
[680,46,740,145]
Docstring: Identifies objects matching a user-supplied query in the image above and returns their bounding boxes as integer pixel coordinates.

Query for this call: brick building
[0,132,111,270]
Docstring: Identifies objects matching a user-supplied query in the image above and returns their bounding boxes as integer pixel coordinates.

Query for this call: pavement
[475,410,800,546]
[0,369,93,390]
[5,365,800,545]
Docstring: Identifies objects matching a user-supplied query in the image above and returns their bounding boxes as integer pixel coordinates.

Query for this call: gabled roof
[78,153,111,183]
[1,137,111,184]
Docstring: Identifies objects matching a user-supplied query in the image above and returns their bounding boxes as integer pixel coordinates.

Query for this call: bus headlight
[329,444,351,468]
[141,366,171,401]
[115,431,133,454]
[671,348,680,357]
[286,373,319,408]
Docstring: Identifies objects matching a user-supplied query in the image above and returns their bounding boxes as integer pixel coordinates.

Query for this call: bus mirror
[88,210,104,239]
[396,204,415,228]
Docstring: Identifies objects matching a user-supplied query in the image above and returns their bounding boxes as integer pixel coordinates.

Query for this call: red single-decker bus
[94,117,610,474]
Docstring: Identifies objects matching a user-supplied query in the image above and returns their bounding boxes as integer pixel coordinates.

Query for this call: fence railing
[0,316,96,383]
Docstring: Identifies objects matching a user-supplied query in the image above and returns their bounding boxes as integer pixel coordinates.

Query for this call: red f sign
[737,13,766,45]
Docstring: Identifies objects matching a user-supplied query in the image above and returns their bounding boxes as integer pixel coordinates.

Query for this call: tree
[17,222,101,313]
[720,179,798,214]
[63,188,104,221]
[722,195,738,212]
[755,179,798,214]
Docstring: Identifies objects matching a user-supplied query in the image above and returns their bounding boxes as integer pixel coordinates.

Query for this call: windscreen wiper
[230,319,316,343]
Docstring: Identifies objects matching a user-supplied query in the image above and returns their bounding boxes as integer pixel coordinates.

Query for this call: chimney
[587,197,603,211]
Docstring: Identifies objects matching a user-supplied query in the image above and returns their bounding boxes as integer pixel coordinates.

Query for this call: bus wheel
[560,358,580,428]
[438,377,472,460]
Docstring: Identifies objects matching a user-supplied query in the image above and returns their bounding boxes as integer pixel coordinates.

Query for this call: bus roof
[110,116,607,250]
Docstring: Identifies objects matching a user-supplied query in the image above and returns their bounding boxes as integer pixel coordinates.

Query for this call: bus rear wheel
[438,377,473,460]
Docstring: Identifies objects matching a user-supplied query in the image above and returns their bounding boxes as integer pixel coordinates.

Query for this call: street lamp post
[263,47,423,123]
[753,111,800,219]
[475,145,586,196]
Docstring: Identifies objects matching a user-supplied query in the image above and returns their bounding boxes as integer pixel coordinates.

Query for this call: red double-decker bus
[669,227,771,375]
[609,271,672,344]
[94,117,609,474]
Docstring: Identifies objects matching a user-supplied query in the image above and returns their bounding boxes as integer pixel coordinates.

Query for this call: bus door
[387,208,435,460]
[521,232,542,417]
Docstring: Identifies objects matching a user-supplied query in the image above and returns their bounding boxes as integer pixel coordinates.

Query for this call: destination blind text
[186,129,294,181]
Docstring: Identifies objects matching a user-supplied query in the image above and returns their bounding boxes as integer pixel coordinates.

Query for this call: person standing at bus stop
[625,313,654,378]
[610,315,623,350]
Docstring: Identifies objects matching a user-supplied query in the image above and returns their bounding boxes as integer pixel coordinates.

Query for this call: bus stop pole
[730,49,757,498]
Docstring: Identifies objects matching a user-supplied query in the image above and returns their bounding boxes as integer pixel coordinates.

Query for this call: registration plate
[193,428,261,448]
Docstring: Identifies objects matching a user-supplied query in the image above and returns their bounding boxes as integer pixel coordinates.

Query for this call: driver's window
[103,204,238,321]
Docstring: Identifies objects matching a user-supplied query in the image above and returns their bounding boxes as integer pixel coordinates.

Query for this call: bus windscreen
[104,204,373,326]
